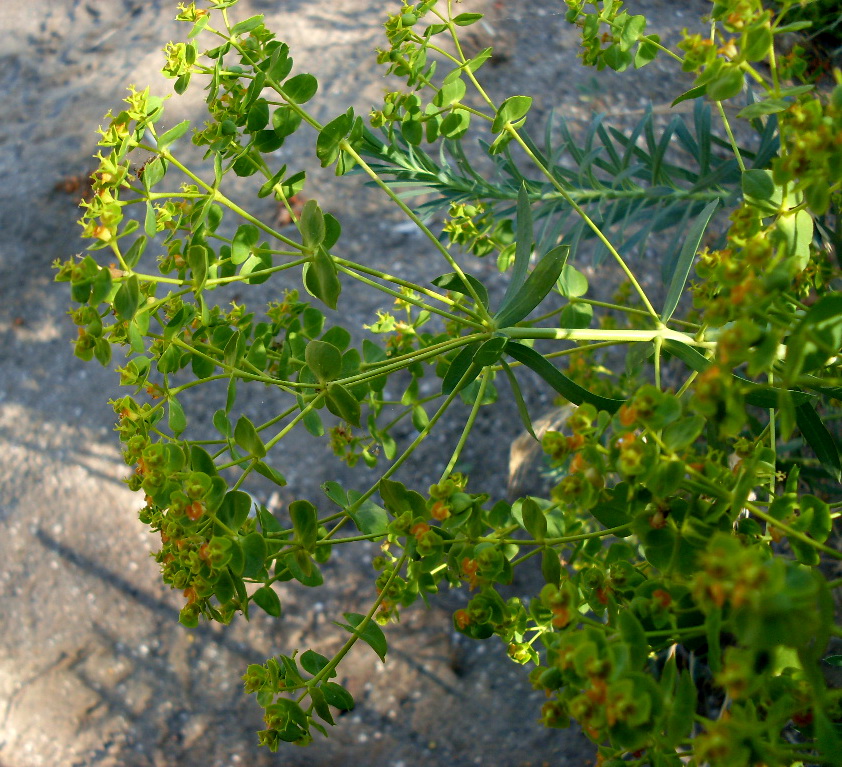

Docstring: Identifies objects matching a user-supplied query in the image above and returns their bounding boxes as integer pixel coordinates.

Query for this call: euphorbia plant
[57,0,842,762]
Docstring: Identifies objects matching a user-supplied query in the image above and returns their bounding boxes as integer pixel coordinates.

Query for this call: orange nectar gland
[430,500,450,521]
[410,522,430,540]
[551,605,571,629]
[183,586,198,604]
[617,403,638,428]
[185,501,204,521]
[461,557,480,589]
[454,609,471,630]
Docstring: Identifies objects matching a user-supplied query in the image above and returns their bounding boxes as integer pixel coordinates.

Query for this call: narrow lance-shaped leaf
[500,183,533,307]
[795,402,842,481]
[661,199,718,323]
[494,244,570,328]
[501,360,537,440]
[504,341,625,414]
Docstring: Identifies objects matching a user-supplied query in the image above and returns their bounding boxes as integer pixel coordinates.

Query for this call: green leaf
[168,397,187,436]
[662,415,705,451]
[308,686,335,726]
[541,548,561,586]
[795,403,842,481]
[453,12,483,25]
[617,610,648,668]
[557,264,588,298]
[737,97,791,119]
[240,247,272,285]
[316,110,352,167]
[234,415,267,457]
[634,34,660,68]
[671,85,706,106]
[742,169,782,215]
[440,111,470,139]
[285,549,323,586]
[123,236,147,269]
[441,343,482,395]
[618,14,646,52]
[227,538,244,576]
[492,95,533,132]
[231,15,264,35]
[494,245,569,327]
[141,157,167,189]
[218,490,252,532]
[505,341,625,414]
[378,478,427,517]
[348,497,389,536]
[432,78,466,108]
[231,224,259,265]
[254,460,287,487]
[500,184,533,307]
[326,382,361,427]
[157,120,191,151]
[303,249,341,309]
[252,585,282,617]
[301,649,331,677]
[431,272,489,308]
[187,244,208,291]
[662,199,718,323]
[246,98,270,132]
[706,65,744,101]
[321,682,354,711]
[290,499,318,551]
[305,339,342,382]
[787,294,842,377]
[283,73,318,104]
[299,199,326,249]
[521,497,547,540]
[190,445,217,476]
[241,531,267,577]
[775,208,813,271]
[335,613,388,662]
[114,276,140,321]
[559,302,593,329]
[214,568,235,604]
[472,336,508,367]
[501,360,537,440]
[272,106,302,139]
[665,671,696,747]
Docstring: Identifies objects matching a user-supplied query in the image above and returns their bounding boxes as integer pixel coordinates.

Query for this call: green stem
[156,148,305,251]
[715,102,745,173]
[503,326,714,348]
[309,553,408,685]
[333,256,485,322]
[336,264,484,330]
[440,368,492,481]
[264,393,326,452]
[338,142,493,323]
[506,129,660,321]
[748,502,842,560]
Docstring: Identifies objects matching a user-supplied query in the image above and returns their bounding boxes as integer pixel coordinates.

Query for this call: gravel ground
[0,1,713,765]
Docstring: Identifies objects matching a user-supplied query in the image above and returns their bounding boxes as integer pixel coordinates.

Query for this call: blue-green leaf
[504,341,625,413]
[494,245,570,327]
[795,402,842,481]
[662,199,718,323]
[500,183,533,307]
